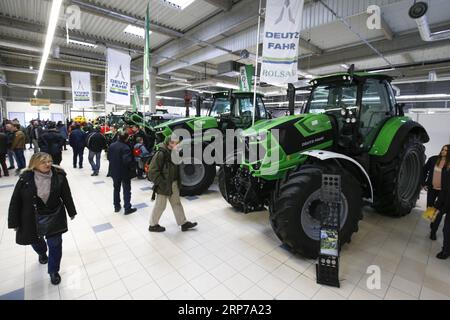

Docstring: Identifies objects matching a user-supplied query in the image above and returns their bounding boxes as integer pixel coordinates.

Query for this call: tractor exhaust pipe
[195,96,203,117]
[287,83,295,116]
[409,2,450,42]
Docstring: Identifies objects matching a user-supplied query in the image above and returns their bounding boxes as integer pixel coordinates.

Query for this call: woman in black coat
[8,152,77,285]
[422,145,450,240]
[435,167,450,260]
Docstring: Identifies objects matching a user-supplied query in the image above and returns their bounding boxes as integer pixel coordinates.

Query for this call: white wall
[407,110,450,159]
[6,101,64,126]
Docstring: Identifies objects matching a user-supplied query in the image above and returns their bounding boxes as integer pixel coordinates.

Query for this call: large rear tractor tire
[269,163,363,259]
[372,134,425,217]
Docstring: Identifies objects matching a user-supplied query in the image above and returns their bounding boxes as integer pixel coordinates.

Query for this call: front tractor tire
[269,163,363,259]
[218,164,244,211]
[179,161,216,196]
[373,134,425,217]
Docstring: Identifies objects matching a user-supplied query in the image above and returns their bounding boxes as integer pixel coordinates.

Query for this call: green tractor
[219,72,429,258]
[153,91,270,196]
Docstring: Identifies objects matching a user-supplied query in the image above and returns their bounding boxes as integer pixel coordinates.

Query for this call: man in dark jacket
[107,132,137,215]
[30,120,43,154]
[0,128,9,177]
[38,122,65,165]
[147,136,197,232]
[5,124,16,169]
[86,127,107,176]
[69,123,86,168]
[130,125,151,150]
[26,121,33,150]
[57,121,68,151]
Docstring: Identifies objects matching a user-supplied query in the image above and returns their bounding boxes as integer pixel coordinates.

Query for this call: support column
[150,67,157,113]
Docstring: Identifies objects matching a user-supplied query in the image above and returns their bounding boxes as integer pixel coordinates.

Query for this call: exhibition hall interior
[1,0,450,302]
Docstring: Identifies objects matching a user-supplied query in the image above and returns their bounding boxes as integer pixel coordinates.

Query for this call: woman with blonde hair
[8,152,77,285]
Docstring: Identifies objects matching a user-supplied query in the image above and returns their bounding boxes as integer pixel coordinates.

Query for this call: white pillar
[150,67,157,113]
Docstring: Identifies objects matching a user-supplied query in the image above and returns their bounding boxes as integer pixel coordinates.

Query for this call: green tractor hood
[153,116,219,141]
[240,113,334,180]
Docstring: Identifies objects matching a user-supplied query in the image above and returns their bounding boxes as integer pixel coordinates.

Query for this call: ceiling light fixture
[67,39,98,48]
[160,0,196,10]
[33,89,38,97]
[124,25,152,38]
[368,68,396,74]
[397,94,450,100]
[341,64,350,70]
[36,0,63,86]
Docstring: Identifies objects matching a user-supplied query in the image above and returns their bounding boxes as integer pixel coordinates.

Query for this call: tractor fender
[369,120,429,163]
[301,150,373,203]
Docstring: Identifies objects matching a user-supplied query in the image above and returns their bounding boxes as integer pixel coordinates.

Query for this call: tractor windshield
[308,83,359,116]
[209,96,267,119]
[209,97,231,117]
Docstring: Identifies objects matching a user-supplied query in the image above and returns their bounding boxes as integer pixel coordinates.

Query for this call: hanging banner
[70,71,92,107]
[260,0,304,85]
[239,65,254,92]
[106,48,131,106]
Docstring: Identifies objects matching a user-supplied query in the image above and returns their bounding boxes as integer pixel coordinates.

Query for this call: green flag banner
[132,84,141,112]
[239,65,254,91]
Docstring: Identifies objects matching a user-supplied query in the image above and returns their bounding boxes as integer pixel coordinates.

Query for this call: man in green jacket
[148,136,197,232]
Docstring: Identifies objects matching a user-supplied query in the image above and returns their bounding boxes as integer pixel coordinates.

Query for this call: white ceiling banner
[106,48,131,106]
[261,0,305,85]
[70,71,92,108]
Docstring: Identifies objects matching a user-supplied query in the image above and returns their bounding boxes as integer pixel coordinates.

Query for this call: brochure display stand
[316,174,341,288]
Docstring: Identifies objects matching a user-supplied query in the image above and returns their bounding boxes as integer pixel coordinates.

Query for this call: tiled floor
[0,149,449,300]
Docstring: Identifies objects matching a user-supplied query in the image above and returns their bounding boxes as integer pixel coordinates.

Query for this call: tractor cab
[305,73,397,155]
[208,92,269,130]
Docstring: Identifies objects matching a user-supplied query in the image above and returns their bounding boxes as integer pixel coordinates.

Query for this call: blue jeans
[31,234,63,274]
[72,148,84,167]
[88,151,101,173]
[113,178,131,210]
[7,150,15,167]
[14,149,26,169]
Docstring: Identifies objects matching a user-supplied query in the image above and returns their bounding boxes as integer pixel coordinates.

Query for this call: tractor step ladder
[316,174,341,288]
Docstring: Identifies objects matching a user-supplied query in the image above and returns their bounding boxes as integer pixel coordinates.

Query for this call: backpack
[146,149,169,183]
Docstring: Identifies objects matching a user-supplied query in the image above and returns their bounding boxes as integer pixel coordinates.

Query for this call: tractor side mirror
[396,103,405,116]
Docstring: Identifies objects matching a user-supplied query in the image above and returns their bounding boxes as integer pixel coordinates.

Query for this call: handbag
[34,199,68,238]
[422,207,438,222]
